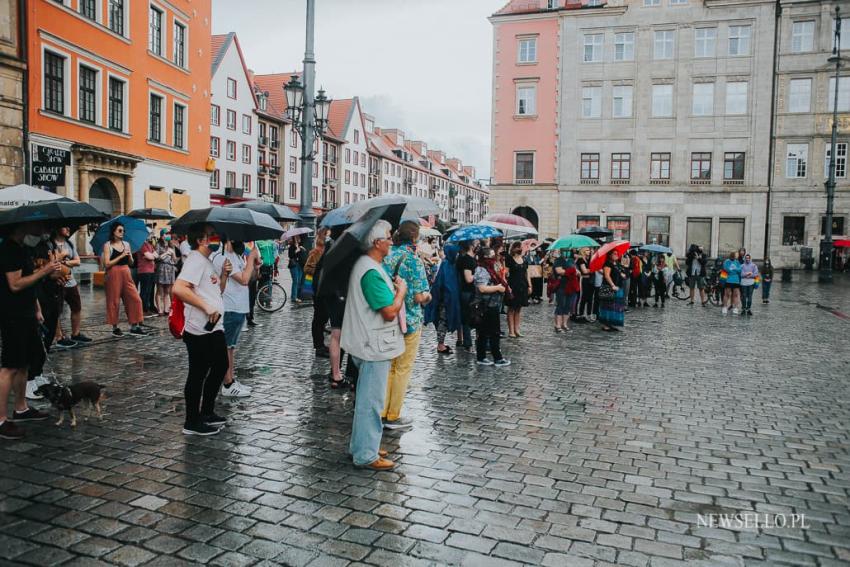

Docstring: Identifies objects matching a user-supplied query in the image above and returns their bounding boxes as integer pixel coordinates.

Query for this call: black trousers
[29,287,61,380]
[578,279,596,318]
[182,330,228,426]
[311,299,329,350]
[475,307,503,362]
[138,273,156,312]
[247,279,258,322]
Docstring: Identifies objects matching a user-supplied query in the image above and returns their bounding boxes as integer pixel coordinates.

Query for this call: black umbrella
[169,207,284,242]
[316,203,405,298]
[224,200,301,222]
[576,226,614,242]
[0,200,106,231]
[128,208,175,220]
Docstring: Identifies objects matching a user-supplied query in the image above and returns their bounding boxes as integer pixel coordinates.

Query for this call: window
[226,110,236,130]
[515,152,534,183]
[211,105,220,126]
[78,66,97,124]
[258,178,266,195]
[692,83,714,116]
[210,137,220,157]
[173,104,185,149]
[611,153,630,179]
[786,143,808,178]
[694,28,716,58]
[652,84,673,117]
[791,21,815,53]
[149,94,162,143]
[345,148,351,163]
[226,171,236,189]
[516,84,537,116]
[242,144,251,164]
[270,125,279,145]
[289,182,297,199]
[670,0,687,4]
[581,153,599,180]
[149,6,163,55]
[583,34,603,62]
[723,152,745,180]
[44,51,65,114]
[788,79,812,113]
[109,0,124,35]
[242,174,251,190]
[834,18,850,51]
[654,30,674,59]
[686,218,712,253]
[646,216,670,246]
[345,170,351,184]
[173,21,186,68]
[360,173,365,187]
[782,216,805,245]
[210,169,219,190]
[354,129,360,144]
[227,78,237,99]
[581,87,601,118]
[518,37,537,63]
[353,151,359,166]
[313,162,319,178]
[108,77,124,131]
[825,142,848,178]
[242,114,252,134]
[728,25,751,56]
[226,141,235,161]
[691,152,712,180]
[718,218,744,255]
[607,216,631,240]
[612,85,633,118]
[80,0,96,21]
[726,82,748,115]
[548,0,559,8]
[269,179,278,198]
[651,152,671,179]
[289,156,297,173]
[614,32,634,61]
[644,0,660,6]
[828,77,850,111]
[822,216,845,235]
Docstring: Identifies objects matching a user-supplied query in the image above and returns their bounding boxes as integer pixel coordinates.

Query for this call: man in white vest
[341,220,407,470]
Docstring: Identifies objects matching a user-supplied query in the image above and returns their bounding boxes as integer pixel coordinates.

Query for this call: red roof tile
[327,98,353,140]
[253,72,299,120]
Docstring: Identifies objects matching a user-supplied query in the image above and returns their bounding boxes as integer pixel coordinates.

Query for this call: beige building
[770,0,850,267]
[0,0,25,187]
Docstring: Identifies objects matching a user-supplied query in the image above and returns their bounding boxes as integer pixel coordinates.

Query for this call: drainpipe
[764,0,782,260]
[19,0,29,185]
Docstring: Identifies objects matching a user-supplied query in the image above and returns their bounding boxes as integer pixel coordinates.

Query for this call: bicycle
[256,268,287,313]
[670,270,689,301]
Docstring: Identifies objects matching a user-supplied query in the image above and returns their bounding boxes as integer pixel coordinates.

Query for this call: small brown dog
[34,382,106,427]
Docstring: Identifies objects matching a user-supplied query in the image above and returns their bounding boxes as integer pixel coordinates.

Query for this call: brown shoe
[378,449,390,458]
[362,458,395,471]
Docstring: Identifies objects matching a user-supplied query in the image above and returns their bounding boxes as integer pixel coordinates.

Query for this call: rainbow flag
[754,274,761,289]
[719,269,728,282]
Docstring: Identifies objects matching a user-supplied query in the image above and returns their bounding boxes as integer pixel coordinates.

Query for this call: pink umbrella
[521,238,540,254]
[483,213,535,228]
[480,213,538,237]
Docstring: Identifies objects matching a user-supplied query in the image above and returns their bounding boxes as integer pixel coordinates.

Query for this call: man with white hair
[341,220,407,470]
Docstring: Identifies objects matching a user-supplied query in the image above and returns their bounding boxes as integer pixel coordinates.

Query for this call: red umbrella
[834,239,850,248]
[589,240,631,272]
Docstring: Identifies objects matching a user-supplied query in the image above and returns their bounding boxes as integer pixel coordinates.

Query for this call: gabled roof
[211,32,257,108]
[327,98,354,141]
[253,72,298,121]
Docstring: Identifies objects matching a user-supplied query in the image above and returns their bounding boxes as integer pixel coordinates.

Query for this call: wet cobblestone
[1,273,850,566]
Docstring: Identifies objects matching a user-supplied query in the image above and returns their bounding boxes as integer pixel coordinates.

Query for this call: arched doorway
[512,206,539,229]
[89,178,119,216]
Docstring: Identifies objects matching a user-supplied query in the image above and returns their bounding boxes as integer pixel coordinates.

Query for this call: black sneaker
[0,421,25,440]
[112,327,123,337]
[12,407,50,422]
[247,320,260,328]
[129,326,149,337]
[182,422,220,436]
[202,413,227,427]
[71,334,93,343]
[55,338,77,349]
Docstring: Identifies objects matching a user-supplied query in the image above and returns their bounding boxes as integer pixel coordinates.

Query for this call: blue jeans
[741,285,754,310]
[349,357,391,466]
[223,311,246,348]
[762,280,772,300]
[289,265,304,300]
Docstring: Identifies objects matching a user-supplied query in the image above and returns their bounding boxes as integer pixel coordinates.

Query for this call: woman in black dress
[505,241,531,338]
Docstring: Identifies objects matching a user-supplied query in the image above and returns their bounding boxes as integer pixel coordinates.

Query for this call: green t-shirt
[360,269,394,311]
[256,240,277,266]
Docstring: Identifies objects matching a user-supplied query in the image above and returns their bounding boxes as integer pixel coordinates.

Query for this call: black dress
[505,255,529,308]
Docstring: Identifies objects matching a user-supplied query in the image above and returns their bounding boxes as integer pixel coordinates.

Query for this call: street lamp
[283,0,331,247]
[821,6,844,283]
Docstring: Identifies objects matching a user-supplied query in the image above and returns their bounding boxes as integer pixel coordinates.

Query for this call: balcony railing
[258,136,268,147]
[611,179,630,185]
[649,178,670,185]
[690,178,711,185]
[322,201,337,210]
[270,139,280,150]
[579,178,599,185]
[723,179,744,185]
[225,186,244,199]
[258,165,269,175]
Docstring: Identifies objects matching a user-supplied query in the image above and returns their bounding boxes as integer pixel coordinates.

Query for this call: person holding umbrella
[474,247,511,366]
[341,219,407,470]
[287,236,308,303]
[594,244,628,331]
[100,222,147,337]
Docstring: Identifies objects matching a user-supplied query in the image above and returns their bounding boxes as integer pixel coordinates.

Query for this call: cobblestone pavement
[2,272,850,567]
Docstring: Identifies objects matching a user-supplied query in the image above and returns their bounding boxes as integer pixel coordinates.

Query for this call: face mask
[23,234,42,247]
[164,236,171,242]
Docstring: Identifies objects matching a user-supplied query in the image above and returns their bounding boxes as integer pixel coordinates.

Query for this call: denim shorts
[223,311,247,348]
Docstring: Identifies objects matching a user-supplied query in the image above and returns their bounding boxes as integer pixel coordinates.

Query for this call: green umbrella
[551,234,599,250]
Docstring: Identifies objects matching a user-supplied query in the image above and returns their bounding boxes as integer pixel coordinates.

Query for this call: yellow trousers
[382,330,421,421]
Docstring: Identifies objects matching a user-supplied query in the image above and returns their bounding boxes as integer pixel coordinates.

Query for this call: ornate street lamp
[821,6,845,283]
[283,0,332,246]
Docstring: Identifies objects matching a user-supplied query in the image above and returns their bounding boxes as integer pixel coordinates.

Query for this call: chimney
[382,129,405,146]
[410,141,428,156]
[427,150,446,164]
[373,126,382,136]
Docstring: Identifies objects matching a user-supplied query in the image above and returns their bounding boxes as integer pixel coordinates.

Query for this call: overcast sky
[212,0,505,180]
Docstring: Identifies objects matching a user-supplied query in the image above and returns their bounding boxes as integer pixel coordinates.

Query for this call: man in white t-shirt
[212,239,258,398]
[173,223,230,436]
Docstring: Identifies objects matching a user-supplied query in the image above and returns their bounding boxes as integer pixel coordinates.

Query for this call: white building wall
[132,160,210,210]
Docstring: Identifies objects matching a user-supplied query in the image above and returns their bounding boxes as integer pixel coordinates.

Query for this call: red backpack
[168,295,186,339]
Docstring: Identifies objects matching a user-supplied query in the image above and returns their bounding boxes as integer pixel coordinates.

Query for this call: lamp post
[821,6,844,283]
[284,0,332,248]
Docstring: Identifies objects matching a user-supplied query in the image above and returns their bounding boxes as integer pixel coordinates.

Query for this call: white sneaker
[25,380,43,400]
[732,308,740,315]
[221,380,252,397]
[34,375,51,388]
[721,307,728,315]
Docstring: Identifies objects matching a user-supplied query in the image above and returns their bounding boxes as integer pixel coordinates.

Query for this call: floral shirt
[384,243,429,334]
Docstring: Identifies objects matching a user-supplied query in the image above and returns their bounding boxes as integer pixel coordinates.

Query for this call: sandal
[437,346,453,355]
[329,374,345,389]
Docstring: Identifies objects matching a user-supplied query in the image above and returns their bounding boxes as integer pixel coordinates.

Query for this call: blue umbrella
[446,224,503,243]
[640,243,673,254]
[90,215,150,254]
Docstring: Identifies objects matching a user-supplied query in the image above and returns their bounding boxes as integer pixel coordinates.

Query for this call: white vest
[340,255,405,362]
